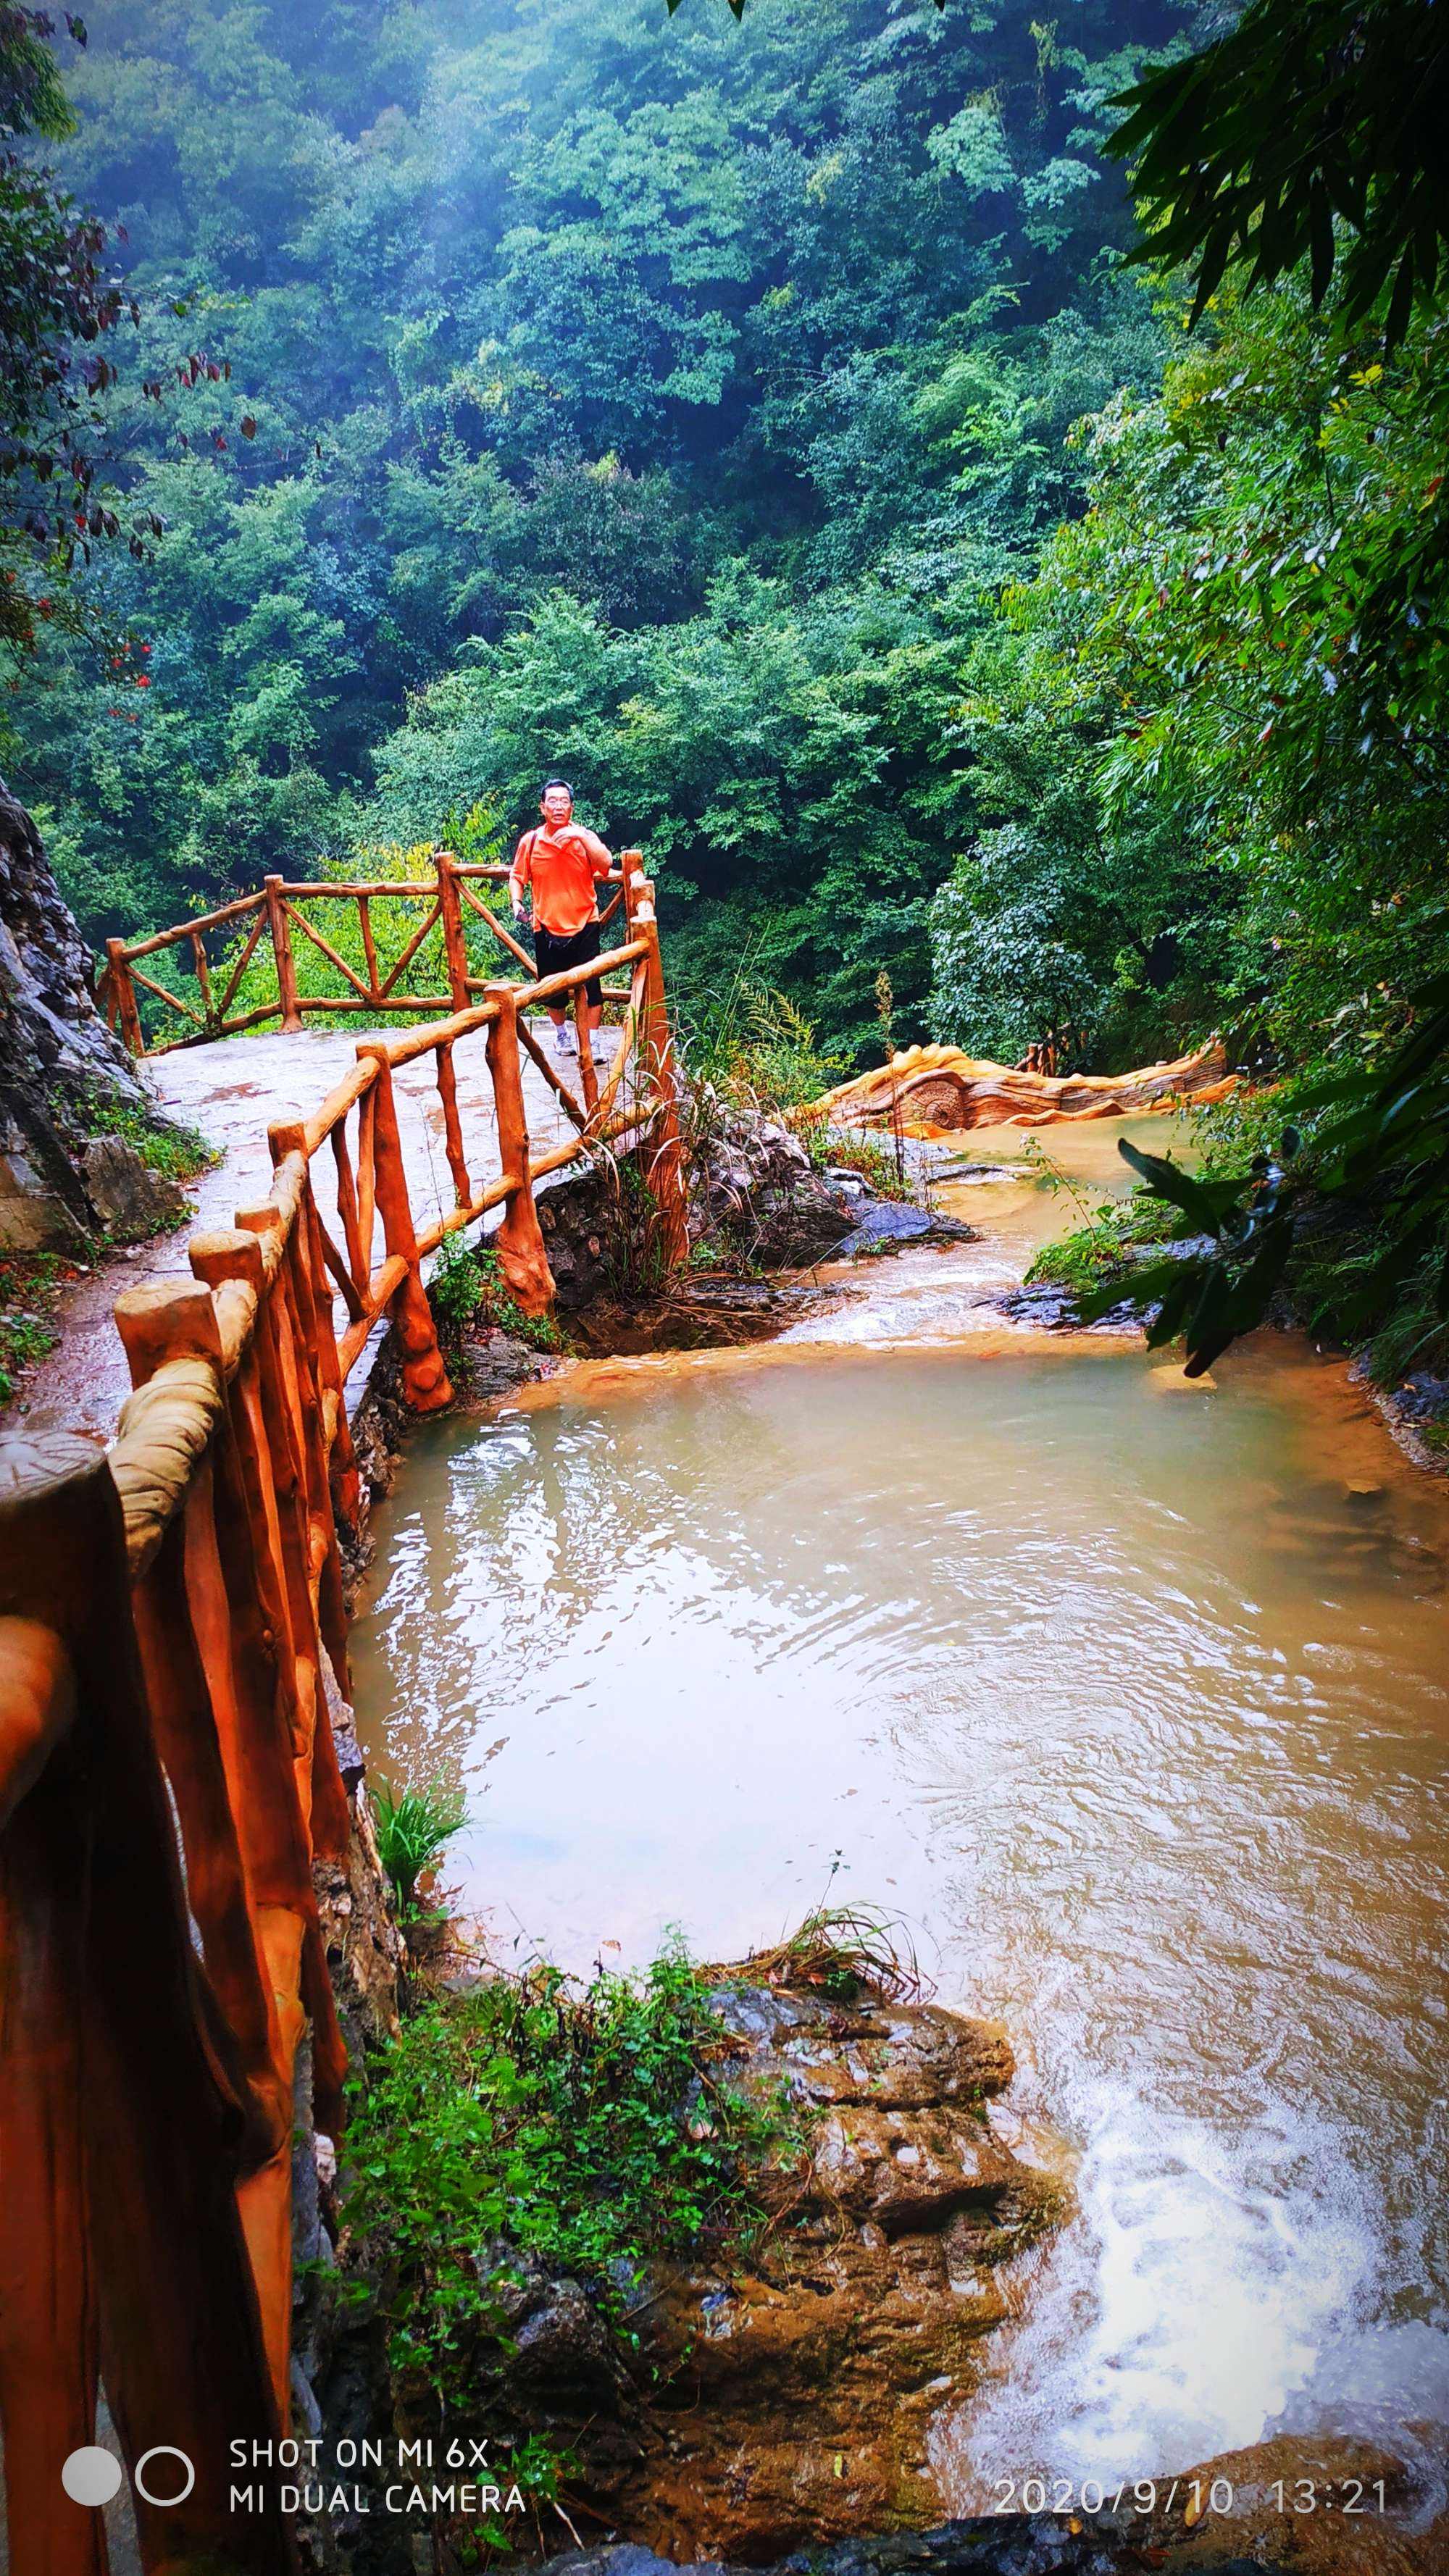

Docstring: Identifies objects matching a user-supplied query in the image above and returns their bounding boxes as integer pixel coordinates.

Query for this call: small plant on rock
[430,1229,564,1358]
[370,1776,468,1921]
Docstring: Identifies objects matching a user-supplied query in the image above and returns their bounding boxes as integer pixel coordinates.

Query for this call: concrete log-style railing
[0,861,685,2575]
[98,849,632,1057]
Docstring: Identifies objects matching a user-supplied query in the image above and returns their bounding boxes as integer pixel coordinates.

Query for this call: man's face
[540,785,573,831]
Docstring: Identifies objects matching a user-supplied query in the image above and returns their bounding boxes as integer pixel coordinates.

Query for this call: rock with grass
[617,1977,1061,2562]
[0,779,198,1249]
[689,1098,861,1267]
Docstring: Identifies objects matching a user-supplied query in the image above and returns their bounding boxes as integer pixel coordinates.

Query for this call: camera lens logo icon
[62,2450,120,2509]
[62,2447,195,2509]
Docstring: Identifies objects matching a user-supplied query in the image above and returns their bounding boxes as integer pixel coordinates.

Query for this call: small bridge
[0,857,685,2575]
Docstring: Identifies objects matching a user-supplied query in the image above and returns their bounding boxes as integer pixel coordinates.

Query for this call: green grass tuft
[370,1776,468,1918]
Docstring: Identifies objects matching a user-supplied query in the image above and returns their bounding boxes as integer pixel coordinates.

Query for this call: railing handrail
[100,850,633,1058]
[1,854,688,2575]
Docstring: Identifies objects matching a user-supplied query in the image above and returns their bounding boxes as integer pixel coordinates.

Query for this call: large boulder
[564,1984,1063,2563]
[691,1100,855,1265]
[0,778,185,1247]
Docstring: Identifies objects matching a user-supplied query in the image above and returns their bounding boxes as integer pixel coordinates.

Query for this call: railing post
[356,1044,454,1410]
[264,874,302,1033]
[484,982,556,1316]
[633,881,689,1269]
[105,937,145,1055]
[0,1435,295,2573]
[619,848,643,935]
[268,1122,363,1529]
[435,847,470,1012]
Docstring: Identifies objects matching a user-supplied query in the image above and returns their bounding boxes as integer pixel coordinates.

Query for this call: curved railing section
[0,860,685,2576]
[97,849,629,1058]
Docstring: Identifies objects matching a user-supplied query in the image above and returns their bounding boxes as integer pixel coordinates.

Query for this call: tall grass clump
[370,1776,467,1919]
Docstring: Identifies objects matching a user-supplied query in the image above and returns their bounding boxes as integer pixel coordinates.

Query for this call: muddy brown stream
[353,1118,1449,2504]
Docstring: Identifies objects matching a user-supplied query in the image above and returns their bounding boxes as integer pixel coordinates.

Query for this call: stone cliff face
[0,779,185,1246]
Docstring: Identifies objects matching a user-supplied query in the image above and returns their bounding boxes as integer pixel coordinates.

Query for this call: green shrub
[342,1941,791,2425]
[683,969,843,1118]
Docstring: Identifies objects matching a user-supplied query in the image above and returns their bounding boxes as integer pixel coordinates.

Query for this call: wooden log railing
[0,863,685,2574]
[99,852,632,1058]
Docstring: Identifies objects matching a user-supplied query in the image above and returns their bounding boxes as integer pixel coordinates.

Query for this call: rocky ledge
[542,2419,1448,2573]
[524,1983,1061,2564]
[0,779,191,1250]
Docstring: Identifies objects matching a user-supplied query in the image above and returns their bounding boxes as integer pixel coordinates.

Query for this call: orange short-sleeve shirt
[509,824,612,935]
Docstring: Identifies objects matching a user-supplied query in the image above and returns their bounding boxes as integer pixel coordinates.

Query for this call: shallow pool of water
[353,1121,1449,2498]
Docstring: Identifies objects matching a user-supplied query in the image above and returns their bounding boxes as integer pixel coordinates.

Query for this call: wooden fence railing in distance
[99,852,632,1058]
[1,851,687,2575]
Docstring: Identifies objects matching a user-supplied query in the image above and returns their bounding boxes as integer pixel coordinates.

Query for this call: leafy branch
[1085,954,1449,1375]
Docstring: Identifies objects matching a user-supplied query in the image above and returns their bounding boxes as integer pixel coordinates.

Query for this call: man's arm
[579,826,613,880]
[508,832,534,919]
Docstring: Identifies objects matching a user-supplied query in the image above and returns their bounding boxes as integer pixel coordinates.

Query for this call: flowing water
[352,1121,1449,2501]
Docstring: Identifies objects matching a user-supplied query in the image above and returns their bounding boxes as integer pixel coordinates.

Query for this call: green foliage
[343,1941,787,2418]
[219,842,474,1024]
[0,9,146,649]
[12,0,1445,1381]
[427,1230,487,1342]
[369,1777,467,1921]
[1024,1182,1169,1295]
[0,1247,70,1404]
[430,1232,565,1358]
[1093,961,1449,1381]
[1108,1,1449,345]
[935,270,1449,1074]
[683,961,843,1113]
[9,0,1202,1046]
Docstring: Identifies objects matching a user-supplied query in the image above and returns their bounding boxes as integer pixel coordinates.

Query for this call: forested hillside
[10,0,1203,1058]
[4,0,1445,1113]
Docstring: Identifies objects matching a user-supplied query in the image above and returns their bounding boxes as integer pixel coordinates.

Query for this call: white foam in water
[936,2082,1382,2503]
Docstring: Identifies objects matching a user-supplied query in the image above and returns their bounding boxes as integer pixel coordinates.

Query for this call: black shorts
[533,919,602,1008]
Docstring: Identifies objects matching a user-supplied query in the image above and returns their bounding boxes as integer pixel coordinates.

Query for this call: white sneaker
[553,1021,577,1056]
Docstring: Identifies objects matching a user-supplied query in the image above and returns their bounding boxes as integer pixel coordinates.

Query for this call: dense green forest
[7,0,1210,1060]
[4,0,1447,1111]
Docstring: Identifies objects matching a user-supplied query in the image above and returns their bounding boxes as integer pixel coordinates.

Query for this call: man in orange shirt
[509,778,614,1059]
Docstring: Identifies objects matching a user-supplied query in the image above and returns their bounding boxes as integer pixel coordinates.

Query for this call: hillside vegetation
[2,0,1447,1383]
[11,0,1203,1061]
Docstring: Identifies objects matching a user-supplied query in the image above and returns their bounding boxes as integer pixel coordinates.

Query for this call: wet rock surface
[540,2430,1449,2575]
[578,1985,1059,2564]
[0,778,188,1251]
[693,1104,856,1266]
[1374,1366,1449,1477]
[830,1201,976,1260]
[990,1284,1143,1334]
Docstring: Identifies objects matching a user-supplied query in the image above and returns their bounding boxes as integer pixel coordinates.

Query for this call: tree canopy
[1108,0,1449,343]
[6,0,1203,1058]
